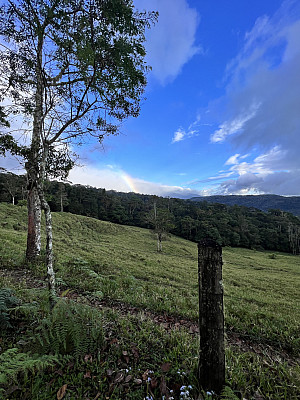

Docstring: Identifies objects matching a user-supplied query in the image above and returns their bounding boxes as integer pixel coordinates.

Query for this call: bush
[16,199,27,207]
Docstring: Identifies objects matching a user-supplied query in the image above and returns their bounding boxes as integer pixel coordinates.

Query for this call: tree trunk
[40,189,56,309]
[25,33,44,261]
[39,143,56,309]
[26,184,41,260]
[157,232,162,252]
[198,238,225,394]
[60,191,63,212]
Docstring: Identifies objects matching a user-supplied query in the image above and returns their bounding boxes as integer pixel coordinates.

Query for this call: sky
[2,0,300,198]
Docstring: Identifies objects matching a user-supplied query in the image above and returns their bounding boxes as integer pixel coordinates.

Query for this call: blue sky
[2,0,300,197]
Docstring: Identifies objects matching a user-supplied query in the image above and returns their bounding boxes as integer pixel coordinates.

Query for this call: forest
[1,172,300,254]
[190,194,300,216]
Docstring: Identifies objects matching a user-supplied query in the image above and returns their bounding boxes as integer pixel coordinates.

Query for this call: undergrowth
[0,288,21,329]
[30,299,104,357]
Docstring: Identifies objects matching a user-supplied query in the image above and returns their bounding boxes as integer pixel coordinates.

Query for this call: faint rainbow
[121,172,138,193]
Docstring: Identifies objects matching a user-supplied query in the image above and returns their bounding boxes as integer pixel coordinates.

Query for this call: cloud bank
[202,0,300,195]
[135,0,200,84]
[68,164,205,199]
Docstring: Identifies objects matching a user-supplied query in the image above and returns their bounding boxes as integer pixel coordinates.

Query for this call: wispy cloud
[225,154,241,165]
[211,102,261,143]
[172,114,201,143]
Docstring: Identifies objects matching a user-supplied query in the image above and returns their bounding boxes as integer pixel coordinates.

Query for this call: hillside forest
[1,172,300,255]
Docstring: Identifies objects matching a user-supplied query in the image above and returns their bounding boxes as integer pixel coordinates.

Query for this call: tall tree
[0,0,156,304]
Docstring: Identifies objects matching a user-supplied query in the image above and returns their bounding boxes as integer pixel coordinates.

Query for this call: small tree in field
[0,169,20,204]
[146,202,175,252]
[0,0,157,305]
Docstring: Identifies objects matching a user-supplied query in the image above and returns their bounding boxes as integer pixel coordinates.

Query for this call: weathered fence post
[198,238,225,394]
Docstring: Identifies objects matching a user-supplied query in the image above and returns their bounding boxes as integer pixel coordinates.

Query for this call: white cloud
[206,146,294,195]
[225,154,240,165]
[172,128,185,143]
[205,0,300,195]
[135,0,200,84]
[253,145,287,167]
[68,164,207,198]
[211,102,261,143]
[218,170,300,196]
[172,114,201,143]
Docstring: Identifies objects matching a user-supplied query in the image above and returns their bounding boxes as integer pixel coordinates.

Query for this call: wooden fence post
[198,238,225,394]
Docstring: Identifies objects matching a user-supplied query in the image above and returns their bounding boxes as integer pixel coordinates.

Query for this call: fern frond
[0,288,21,330]
[0,348,58,386]
[29,299,104,358]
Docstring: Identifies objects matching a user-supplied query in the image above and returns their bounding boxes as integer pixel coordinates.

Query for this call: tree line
[1,172,300,254]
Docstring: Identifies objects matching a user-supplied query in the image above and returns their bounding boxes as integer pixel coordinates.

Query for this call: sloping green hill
[0,203,299,399]
[2,173,300,252]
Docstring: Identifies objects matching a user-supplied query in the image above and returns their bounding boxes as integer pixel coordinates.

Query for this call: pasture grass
[0,203,299,399]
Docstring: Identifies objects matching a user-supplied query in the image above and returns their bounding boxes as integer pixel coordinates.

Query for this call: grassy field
[0,203,299,399]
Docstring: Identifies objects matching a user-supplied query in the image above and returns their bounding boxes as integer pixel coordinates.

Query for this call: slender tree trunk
[39,143,56,309]
[157,232,162,252]
[26,33,44,261]
[26,184,41,260]
[39,189,56,309]
[60,191,63,212]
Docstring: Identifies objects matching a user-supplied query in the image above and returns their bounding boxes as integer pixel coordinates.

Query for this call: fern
[31,299,104,358]
[14,302,40,319]
[0,348,58,386]
[220,387,240,400]
[0,288,21,330]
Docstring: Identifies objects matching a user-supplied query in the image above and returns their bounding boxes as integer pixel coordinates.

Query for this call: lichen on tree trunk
[38,143,56,309]
[39,189,56,309]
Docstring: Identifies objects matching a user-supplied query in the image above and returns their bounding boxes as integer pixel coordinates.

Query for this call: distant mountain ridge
[190,194,300,216]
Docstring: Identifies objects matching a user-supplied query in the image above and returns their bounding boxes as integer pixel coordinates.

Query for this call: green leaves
[0,0,157,179]
[0,134,28,157]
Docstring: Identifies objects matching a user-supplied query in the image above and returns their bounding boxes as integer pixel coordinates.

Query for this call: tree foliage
[0,0,157,170]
